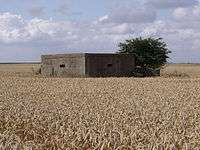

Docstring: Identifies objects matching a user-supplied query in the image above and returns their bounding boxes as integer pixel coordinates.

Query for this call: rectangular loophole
[60,64,65,68]
[107,64,113,67]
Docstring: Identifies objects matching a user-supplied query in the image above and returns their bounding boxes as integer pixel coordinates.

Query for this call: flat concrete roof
[41,53,85,59]
[42,53,135,59]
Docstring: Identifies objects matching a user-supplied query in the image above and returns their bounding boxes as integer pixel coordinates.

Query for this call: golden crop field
[161,64,200,78]
[0,64,200,149]
[0,63,40,73]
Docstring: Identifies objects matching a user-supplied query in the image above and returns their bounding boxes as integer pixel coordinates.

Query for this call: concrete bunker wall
[85,54,135,77]
[41,54,85,77]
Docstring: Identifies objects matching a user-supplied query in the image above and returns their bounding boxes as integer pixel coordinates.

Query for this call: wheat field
[161,64,200,78]
[0,64,200,149]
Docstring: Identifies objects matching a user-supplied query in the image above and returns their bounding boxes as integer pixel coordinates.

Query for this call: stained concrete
[41,54,85,77]
[41,53,135,77]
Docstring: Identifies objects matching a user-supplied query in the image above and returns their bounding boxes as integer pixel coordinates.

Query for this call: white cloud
[0,13,26,42]
[173,8,187,19]
[0,12,134,57]
[146,0,198,9]
[140,19,200,62]
[28,6,45,17]
[0,13,81,43]
[55,3,82,16]
[99,23,134,35]
[0,9,200,63]
[99,8,156,24]
[98,15,109,22]
[173,5,200,21]
[0,13,24,30]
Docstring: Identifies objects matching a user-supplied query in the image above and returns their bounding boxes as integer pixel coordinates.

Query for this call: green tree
[118,37,171,69]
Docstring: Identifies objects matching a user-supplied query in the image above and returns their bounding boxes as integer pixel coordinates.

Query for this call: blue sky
[0,0,109,20]
[0,0,200,63]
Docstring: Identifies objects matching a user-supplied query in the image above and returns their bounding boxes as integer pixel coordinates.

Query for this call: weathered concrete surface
[41,53,135,77]
[41,54,85,77]
[85,54,135,77]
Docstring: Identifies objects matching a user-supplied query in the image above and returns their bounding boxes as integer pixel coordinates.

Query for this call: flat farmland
[0,64,200,149]
[0,63,40,72]
[161,64,200,78]
[0,63,200,77]
[0,63,41,77]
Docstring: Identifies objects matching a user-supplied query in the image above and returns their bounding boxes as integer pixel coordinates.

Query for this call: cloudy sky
[0,0,200,63]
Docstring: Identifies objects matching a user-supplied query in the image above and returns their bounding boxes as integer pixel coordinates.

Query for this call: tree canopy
[118,37,171,69]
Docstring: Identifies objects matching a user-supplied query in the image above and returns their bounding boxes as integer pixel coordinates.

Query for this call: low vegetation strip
[0,76,200,149]
[0,63,41,73]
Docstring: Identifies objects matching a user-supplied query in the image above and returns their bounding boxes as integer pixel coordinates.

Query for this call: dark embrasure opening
[60,64,65,68]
